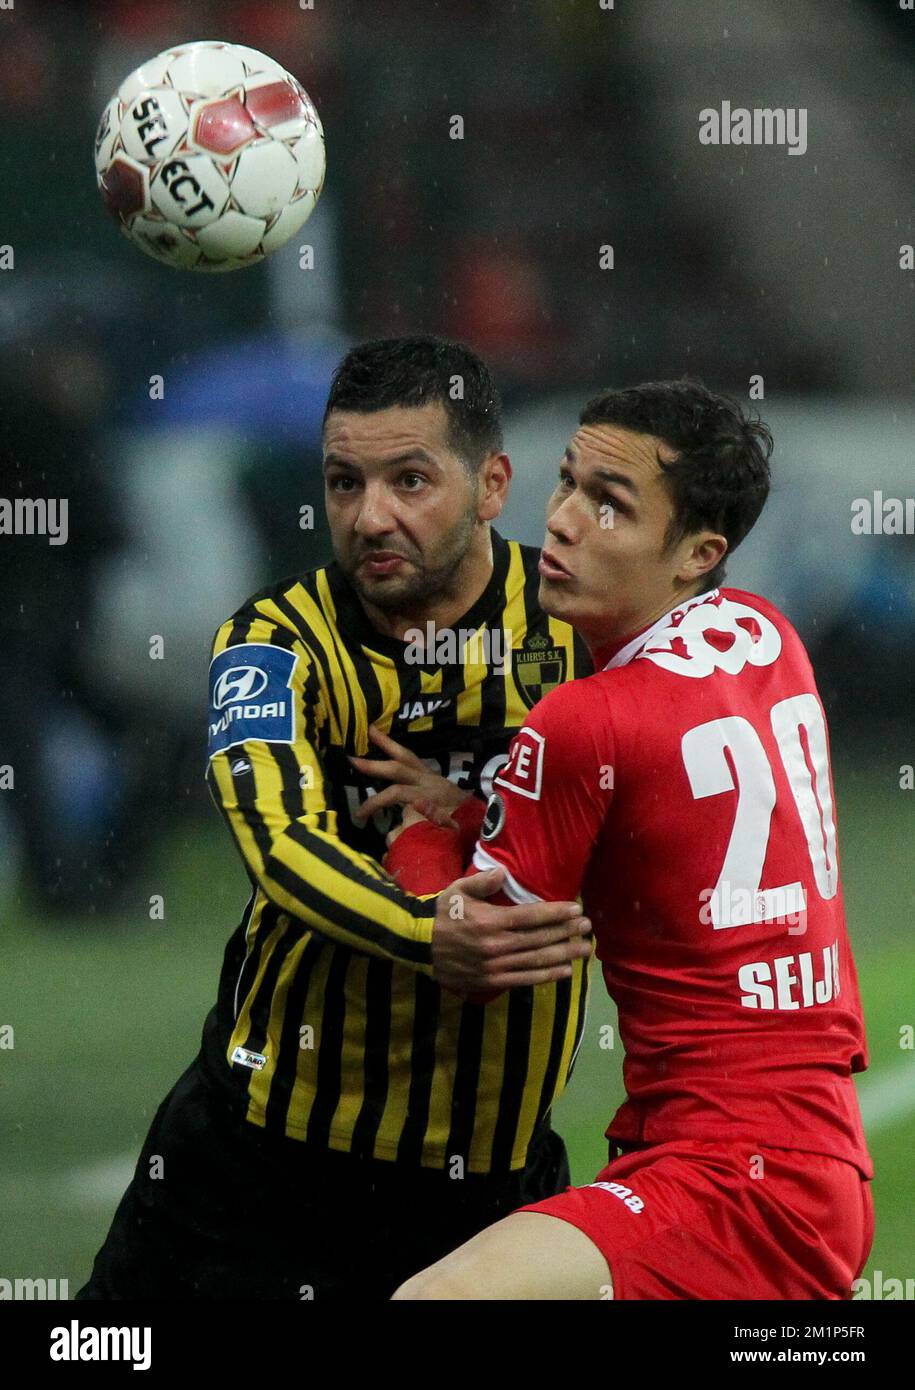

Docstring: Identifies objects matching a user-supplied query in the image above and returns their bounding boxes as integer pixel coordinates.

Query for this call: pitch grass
[1,756,912,1295]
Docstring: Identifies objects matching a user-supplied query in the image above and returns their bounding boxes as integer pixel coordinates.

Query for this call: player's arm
[387,679,612,900]
[384,680,613,988]
[206,608,441,971]
[206,606,590,987]
[469,679,613,905]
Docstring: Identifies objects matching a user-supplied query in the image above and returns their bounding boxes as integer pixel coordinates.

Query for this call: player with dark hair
[324,333,504,470]
[77,335,593,1301]
[383,379,873,1299]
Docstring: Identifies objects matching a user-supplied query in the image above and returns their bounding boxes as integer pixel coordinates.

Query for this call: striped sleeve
[205,607,438,971]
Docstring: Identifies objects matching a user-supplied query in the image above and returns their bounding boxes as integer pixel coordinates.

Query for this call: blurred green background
[2,751,911,1295]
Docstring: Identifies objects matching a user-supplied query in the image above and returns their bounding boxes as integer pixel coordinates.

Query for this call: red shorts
[519,1140,874,1300]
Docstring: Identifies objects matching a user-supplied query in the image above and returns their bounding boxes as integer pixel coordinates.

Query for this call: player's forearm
[384,796,488,893]
[212,792,438,968]
[208,753,437,969]
[385,821,465,892]
[258,817,437,969]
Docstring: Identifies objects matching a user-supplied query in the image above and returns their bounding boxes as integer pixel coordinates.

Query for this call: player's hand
[432,867,592,994]
[349,724,468,828]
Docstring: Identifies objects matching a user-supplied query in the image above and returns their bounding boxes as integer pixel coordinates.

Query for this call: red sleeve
[383,795,488,894]
[384,820,462,893]
[455,793,488,859]
[383,797,511,1005]
[471,677,613,904]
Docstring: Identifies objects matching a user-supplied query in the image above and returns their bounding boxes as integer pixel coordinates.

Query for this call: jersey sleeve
[205,605,438,972]
[471,678,614,903]
[384,796,487,892]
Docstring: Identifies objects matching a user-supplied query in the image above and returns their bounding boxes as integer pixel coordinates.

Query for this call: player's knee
[390,1272,429,1300]
[391,1266,475,1300]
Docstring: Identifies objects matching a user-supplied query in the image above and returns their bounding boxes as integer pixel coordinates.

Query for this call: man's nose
[546,493,579,543]
[353,483,396,537]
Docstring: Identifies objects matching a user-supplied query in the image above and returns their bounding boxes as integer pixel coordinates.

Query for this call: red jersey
[390,587,872,1179]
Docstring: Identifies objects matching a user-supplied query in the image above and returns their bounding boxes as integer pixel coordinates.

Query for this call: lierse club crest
[512,632,567,711]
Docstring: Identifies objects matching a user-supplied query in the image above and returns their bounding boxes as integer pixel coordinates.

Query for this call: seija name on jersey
[739,941,840,1010]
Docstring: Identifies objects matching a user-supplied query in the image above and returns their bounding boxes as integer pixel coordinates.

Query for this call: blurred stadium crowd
[1,0,912,914]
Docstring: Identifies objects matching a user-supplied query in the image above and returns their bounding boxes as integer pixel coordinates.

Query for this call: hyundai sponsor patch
[208,644,297,757]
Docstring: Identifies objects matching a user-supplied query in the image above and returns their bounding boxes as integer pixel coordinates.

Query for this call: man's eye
[557,470,573,487]
[328,476,356,491]
[400,473,425,489]
[603,496,628,516]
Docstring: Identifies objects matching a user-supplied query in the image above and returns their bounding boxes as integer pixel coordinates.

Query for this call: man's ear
[677,531,727,585]
[479,452,512,521]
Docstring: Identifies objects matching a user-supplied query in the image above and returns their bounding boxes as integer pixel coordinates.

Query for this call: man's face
[538,424,712,645]
[322,401,484,613]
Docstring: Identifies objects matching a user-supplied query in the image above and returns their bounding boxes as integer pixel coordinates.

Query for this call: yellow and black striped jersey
[202,528,593,1172]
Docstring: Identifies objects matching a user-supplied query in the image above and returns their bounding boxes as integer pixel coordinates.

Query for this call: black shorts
[75,1058,570,1300]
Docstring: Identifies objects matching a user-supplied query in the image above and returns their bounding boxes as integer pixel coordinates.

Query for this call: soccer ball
[94,40,326,272]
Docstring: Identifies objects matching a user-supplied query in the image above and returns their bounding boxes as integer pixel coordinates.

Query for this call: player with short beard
[77,336,593,1301]
[325,409,481,622]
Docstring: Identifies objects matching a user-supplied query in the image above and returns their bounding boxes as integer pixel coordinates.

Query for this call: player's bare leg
[391,1212,612,1300]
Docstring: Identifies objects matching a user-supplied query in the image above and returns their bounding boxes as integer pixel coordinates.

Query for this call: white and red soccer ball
[94,40,326,271]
